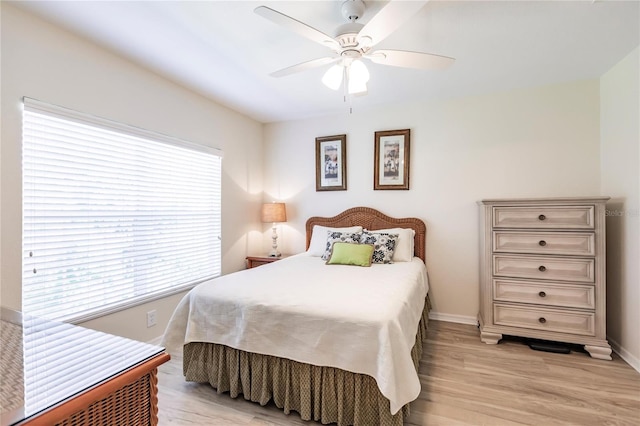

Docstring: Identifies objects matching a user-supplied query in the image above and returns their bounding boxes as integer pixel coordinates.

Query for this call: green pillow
[326,242,374,267]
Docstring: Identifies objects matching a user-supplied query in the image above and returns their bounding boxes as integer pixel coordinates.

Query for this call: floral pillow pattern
[321,231,363,260]
[360,232,399,264]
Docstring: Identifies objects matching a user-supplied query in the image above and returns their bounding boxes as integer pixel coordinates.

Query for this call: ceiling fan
[255,0,454,96]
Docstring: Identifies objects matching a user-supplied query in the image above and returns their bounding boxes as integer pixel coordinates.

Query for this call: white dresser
[478,197,611,360]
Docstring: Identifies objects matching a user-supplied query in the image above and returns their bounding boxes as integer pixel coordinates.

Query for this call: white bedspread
[162,253,429,414]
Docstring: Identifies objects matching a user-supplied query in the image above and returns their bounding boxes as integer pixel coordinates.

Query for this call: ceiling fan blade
[366,49,454,70]
[255,6,340,50]
[270,57,340,78]
[357,0,429,47]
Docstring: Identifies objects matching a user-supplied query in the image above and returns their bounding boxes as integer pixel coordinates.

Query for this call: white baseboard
[427,314,640,373]
[428,311,478,325]
[608,336,640,373]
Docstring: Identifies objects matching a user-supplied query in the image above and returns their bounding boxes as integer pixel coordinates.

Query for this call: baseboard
[427,315,640,372]
[428,311,478,325]
[608,336,640,373]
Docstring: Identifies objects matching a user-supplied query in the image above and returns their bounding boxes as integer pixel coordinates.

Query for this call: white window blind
[22,98,222,323]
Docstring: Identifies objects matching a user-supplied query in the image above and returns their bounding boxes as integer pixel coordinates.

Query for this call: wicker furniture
[305,207,426,262]
[0,307,170,426]
[478,197,611,359]
[182,207,428,426]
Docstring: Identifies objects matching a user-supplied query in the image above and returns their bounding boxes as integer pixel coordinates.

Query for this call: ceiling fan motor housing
[335,22,364,48]
[336,1,370,51]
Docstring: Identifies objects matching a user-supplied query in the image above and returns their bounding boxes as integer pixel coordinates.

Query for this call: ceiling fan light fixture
[348,75,367,95]
[350,59,370,83]
[322,64,344,90]
[256,1,455,101]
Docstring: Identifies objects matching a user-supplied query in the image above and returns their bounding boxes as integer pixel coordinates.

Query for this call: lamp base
[269,223,281,258]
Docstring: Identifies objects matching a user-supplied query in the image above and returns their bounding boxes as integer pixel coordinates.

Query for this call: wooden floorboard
[157,320,640,425]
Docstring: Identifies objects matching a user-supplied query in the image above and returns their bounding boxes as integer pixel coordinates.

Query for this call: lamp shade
[322,64,344,91]
[347,60,369,94]
[348,77,368,95]
[261,202,287,223]
[350,59,370,83]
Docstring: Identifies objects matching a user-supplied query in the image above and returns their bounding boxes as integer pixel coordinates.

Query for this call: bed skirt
[183,295,430,426]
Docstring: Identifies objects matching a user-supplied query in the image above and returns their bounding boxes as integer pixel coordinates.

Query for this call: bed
[162,207,429,426]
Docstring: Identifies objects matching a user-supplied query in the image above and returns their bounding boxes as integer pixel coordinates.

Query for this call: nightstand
[246,255,288,269]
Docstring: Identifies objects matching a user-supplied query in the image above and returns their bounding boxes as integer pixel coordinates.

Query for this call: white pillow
[307,225,363,256]
[371,227,415,262]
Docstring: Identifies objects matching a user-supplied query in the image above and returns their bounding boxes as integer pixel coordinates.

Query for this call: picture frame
[316,134,347,191]
[374,129,410,190]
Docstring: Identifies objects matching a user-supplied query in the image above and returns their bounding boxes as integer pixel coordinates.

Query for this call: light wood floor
[157,321,640,425]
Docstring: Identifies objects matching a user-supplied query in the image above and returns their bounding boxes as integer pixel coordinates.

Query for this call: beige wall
[600,46,640,370]
[3,2,636,367]
[263,79,601,322]
[0,4,264,342]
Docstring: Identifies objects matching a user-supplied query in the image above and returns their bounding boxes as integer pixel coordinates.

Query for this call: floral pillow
[307,225,363,256]
[368,227,415,262]
[321,231,363,260]
[360,232,399,264]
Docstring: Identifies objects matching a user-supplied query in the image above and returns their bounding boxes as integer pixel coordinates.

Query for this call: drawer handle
[539,317,547,324]
[538,214,546,221]
[538,291,547,298]
[538,265,546,272]
[539,240,547,246]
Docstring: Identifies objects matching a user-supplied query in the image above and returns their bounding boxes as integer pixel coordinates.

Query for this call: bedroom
[1,1,638,425]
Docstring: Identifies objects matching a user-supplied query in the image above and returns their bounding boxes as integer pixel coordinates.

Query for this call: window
[22,98,222,323]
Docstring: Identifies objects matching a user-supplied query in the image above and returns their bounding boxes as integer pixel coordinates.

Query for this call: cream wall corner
[263,79,601,319]
[0,4,264,342]
[600,46,640,370]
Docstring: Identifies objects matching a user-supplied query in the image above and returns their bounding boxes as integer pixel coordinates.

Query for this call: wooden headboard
[305,207,426,262]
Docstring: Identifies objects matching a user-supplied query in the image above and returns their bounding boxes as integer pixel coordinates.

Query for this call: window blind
[22,98,222,323]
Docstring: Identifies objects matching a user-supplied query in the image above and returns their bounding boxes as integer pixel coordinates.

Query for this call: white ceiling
[13,1,640,123]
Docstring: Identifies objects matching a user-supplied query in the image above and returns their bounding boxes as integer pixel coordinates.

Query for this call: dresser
[0,307,170,425]
[478,197,611,360]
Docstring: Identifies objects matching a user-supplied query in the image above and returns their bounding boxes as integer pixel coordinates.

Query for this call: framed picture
[374,129,410,190]
[316,134,347,191]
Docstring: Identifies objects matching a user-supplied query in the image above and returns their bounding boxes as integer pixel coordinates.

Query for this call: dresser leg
[584,345,612,360]
[480,330,502,345]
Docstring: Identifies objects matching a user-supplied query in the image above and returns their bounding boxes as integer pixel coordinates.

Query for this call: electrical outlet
[146,310,157,328]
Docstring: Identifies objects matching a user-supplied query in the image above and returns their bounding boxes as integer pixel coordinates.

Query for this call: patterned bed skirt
[183,296,430,426]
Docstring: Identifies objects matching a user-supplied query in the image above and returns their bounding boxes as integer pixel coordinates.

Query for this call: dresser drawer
[493,279,595,309]
[493,304,595,336]
[493,231,595,256]
[493,206,594,229]
[493,255,594,282]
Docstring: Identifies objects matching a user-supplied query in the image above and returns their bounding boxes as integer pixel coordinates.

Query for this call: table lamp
[261,202,287,257]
